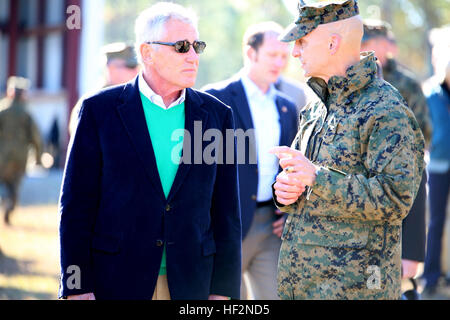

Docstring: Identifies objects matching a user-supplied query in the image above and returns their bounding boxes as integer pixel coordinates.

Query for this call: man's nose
[185,46,199,63]
[292,43,301,58]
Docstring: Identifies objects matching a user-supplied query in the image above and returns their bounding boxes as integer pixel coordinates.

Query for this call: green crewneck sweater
[140,93,185,276]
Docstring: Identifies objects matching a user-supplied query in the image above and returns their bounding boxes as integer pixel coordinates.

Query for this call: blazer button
[165,204,171,212]
[156,240,164,247]
[251,195,257,201]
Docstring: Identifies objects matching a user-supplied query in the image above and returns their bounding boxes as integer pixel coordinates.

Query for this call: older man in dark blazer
[58,2,241,300]
[204,22,298,299]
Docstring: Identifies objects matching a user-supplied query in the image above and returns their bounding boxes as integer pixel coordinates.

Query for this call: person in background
[68,43,140,136]
[204,21,298,300]
[421,25,450,297]
[0,77,42,225]
[275,72,308,113]
[361,19,431,289]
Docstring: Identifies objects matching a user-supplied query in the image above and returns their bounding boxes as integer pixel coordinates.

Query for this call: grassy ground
[0,205,59,300]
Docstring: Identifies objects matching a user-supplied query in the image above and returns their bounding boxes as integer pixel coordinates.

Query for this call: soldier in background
[361,20,431,291]
[69,43,140,136]
[0,77,42,225]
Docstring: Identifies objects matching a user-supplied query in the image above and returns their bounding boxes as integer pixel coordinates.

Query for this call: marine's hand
[273,171,306,206]
[270,146,318,187]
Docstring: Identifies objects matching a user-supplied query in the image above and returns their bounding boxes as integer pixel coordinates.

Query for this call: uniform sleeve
[311,107,425,224]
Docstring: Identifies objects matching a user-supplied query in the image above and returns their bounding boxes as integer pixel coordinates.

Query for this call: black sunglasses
[146,40,206,54]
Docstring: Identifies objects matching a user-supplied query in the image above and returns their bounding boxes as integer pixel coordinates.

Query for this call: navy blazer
[205,77,298,238]
[58,77,242,300]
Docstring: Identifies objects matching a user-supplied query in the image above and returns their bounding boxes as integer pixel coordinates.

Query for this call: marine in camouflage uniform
[69,43,139,136]
[273,0,425,299]
[0,77,42,224]
[362,21,432,144]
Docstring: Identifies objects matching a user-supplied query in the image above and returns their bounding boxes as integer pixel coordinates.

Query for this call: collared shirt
[138,72,186,109]
[241,73,281,202]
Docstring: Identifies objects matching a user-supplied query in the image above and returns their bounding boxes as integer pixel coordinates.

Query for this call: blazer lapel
[231,80,254,131]
[166,88,208,202]
[275,95,290,146]
[116,76,166,202]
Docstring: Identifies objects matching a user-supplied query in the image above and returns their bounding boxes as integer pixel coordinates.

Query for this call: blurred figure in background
[421,25,450,297]
[361,20,431,288]
[0,77,42,225]
[69,42,140,136]
[275,68,308,113]
[204,21,298,300]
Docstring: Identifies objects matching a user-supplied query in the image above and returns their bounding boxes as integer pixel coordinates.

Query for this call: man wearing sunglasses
[58,2,241,300]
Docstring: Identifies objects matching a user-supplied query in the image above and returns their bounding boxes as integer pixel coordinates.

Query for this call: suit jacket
[58,77,242,300]
[204,77,298,238]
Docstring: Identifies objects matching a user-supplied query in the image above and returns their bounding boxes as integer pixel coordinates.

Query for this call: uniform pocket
[293,215,369,249]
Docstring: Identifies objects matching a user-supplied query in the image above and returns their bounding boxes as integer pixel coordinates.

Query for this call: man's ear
[246,45,257,63]
[140,43,153,64]
[329,33,342,55]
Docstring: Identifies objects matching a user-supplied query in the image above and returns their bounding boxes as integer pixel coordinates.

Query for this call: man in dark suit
[204,22,298,299]
[58,2,241,300]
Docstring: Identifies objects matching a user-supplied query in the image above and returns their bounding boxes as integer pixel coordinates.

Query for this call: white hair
[134,2,198,63]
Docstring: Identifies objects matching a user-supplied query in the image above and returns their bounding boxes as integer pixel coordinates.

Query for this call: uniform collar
[307,51,377,107]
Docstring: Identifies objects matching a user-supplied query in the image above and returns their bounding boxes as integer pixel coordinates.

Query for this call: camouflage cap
[102,42,138,68]
[362,19,395,43]
[279,0,359,42]
[7,76,30,91]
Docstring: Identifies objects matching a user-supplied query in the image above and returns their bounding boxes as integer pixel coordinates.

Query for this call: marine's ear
[329,33,342,55]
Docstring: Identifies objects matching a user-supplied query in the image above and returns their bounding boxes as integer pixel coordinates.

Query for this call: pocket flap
[91,233,122,253]
[294,216,369,249]
[202,238,216,256]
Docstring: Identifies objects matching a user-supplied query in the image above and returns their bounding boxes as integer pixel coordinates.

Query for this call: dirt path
[0,205,59,300]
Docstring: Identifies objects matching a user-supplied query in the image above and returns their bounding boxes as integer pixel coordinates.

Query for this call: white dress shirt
[241,74,281,202]
[138,72,186,109]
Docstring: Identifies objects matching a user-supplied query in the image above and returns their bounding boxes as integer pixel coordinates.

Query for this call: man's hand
[67,293,96,300]
[208,294,230,300]
[273,171,306,206]
[402,259,420,279]
[270,146,318,187]
[272,210,286,238]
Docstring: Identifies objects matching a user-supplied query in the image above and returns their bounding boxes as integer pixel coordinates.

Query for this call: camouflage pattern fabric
[0,97,42,183]
[383,57,432,145]
[280,0,359,42]
[275,52,425,299]
[0,97,42,222]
